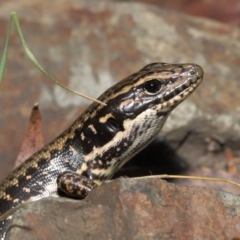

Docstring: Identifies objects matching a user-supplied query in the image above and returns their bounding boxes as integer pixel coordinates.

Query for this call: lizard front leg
[57,171,98,198]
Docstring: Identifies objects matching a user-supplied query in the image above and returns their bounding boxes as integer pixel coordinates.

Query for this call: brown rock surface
[5,178,240,240]
[120,0,240,27]
[1,0,240,180]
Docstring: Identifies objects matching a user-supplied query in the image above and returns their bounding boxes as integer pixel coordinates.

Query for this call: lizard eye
[144,79,162,94]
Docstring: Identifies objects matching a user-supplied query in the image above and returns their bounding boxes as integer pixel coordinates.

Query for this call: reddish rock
[5,178,240,240]
[1,0,240,181]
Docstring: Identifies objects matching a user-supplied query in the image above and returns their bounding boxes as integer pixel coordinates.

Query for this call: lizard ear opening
[106,117,124,132]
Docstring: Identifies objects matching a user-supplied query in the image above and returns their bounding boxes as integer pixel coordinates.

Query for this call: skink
[0,62,203,238]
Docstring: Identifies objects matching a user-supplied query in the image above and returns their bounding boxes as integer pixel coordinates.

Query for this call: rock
[120,0,240,27]
[1,0,240,179]
[5,178,240,240]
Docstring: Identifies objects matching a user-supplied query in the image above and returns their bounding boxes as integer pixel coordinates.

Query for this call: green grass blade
[0,13,13,82]
[0,12,106,106]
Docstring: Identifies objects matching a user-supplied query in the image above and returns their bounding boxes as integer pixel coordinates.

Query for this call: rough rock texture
[1,0,240,179]
[5,178,240,240]
[121,0,240,27]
